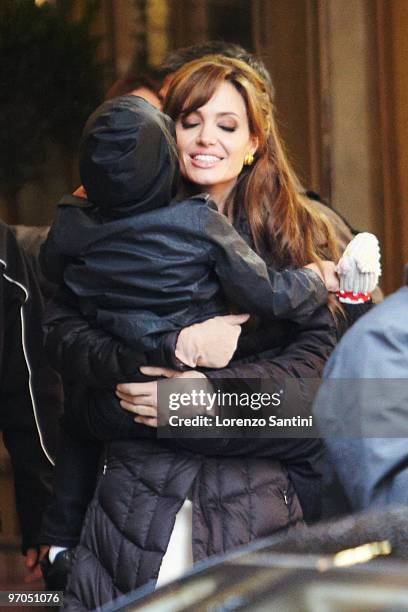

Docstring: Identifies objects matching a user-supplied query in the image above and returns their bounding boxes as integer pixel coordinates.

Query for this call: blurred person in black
[0,220,62,581]
[105,67,163,109]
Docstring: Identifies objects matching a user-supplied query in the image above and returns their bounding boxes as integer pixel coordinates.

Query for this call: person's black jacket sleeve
[43,289,181,386]
[207,306,338,383]
[206,301,371,394]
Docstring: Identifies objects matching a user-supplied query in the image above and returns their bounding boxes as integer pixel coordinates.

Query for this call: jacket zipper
[102,444,109,475]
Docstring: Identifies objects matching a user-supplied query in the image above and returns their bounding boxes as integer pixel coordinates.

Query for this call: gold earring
[244,153,254,166]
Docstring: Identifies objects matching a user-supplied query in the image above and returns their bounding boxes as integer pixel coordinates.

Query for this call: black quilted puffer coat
[65,440,303,610]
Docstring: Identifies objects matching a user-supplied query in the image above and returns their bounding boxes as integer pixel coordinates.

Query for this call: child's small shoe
[41,548,74,591]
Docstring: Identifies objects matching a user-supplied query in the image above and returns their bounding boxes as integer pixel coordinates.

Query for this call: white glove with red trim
[336,233,381,303]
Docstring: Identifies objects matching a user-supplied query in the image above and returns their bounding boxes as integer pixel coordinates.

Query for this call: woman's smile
[189,152,225,168]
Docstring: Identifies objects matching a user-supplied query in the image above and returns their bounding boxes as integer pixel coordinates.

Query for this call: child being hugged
[41,96,338,362]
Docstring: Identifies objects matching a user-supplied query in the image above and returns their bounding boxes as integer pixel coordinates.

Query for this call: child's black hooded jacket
[40,96,327,353]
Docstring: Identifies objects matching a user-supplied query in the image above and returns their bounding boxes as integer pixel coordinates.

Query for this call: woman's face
[175,81,257,206]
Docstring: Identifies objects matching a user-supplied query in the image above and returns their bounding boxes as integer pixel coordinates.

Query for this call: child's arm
[202,205,330,322]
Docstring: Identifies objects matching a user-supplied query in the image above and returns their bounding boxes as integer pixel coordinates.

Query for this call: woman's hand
[175,313,250,368]
[304,261,339,293]
[116,366,207,428]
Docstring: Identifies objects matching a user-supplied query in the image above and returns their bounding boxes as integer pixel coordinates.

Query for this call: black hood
[79,95,178,217]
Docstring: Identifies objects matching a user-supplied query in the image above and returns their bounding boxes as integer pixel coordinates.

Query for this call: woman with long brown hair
[166,55,340,271]
[47,56,373,608]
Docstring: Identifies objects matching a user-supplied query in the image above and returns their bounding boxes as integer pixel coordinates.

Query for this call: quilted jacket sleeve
[206,305,338,385]
[205,300,372,414]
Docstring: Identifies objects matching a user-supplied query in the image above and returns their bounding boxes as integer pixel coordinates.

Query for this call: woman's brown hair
[164,55,340,270]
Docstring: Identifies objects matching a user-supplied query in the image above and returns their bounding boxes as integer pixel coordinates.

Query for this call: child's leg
[40,381,153,547]
[40,421,101,548]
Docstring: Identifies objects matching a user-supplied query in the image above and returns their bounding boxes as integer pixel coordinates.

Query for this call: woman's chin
[184,168,222,187]
[184,168,236,190]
